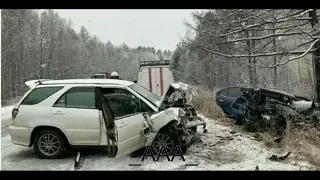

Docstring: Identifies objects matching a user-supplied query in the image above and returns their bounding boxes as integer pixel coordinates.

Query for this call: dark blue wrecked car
[216,87,320,135]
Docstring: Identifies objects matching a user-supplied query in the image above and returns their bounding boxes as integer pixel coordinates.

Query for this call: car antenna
[36,75,43,85]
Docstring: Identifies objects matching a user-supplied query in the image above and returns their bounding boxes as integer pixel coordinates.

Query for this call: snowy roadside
[1,105,314,170]
[1,105,14,122]
[183,115,313,170]
[80,115,314,170]
[1,105,14,137]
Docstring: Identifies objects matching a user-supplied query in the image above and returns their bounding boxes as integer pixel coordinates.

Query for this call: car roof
[258,88,295,98]
[28,79,134,88]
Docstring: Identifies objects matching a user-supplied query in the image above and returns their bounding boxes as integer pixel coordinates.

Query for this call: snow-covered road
[1,105,314,170]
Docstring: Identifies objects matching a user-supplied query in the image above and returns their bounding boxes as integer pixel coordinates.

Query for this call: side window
[104,94,140,118]
[21,86,63,105]
[141,100,154,113]
[115,89,133,96]
[101,87,155,116]
[54,87,96,109]
[228,88,244,99]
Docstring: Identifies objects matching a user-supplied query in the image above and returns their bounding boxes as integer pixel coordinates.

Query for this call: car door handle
[218,99,224,102]
[53,111,65,115]
[118,122,128,128]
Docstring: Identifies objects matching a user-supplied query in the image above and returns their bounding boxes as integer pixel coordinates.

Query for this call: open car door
[102,93,148,158]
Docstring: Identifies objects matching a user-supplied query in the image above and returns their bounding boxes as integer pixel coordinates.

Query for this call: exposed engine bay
[153,82,207,149]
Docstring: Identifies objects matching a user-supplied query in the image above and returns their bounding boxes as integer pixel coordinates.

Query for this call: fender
[144,108,180,146]
[148,107,181,132]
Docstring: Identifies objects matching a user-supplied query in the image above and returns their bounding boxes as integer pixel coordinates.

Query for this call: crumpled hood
[157,82,194,110]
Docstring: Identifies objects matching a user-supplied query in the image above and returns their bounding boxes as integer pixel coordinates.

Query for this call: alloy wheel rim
[38,133,61,156]
[152,134,174,155]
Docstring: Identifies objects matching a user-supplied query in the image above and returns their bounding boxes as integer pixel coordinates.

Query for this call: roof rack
[139,60,170,68]
[93,72,109,75]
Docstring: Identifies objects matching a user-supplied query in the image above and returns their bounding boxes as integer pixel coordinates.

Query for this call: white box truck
[137,60,174,97]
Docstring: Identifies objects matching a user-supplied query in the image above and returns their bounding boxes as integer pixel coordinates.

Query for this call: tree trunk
[309,9,320,102]
[40,20,43,79]
[245,28,257,89]
[313,42,320,102]
[272,11,278,89]
[18,12,25,95]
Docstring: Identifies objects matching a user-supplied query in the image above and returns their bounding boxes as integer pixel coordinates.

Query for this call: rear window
[21,86,63,105]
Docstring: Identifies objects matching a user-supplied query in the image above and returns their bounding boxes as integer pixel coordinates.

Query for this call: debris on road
[216,135,234,141]
[255,165,259,171]
[74,151,84,170]
[274,137,282,143]
[269,152,291,162]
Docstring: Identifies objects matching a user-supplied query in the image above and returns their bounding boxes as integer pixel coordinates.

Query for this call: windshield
[128,84,161,107]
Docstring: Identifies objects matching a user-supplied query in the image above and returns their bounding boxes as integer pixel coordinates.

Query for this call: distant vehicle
[9,79,206,159]
[137,60,174,97]
[91,72,110,79]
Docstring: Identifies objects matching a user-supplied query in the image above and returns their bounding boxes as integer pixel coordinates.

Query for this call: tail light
[12,108,19,120]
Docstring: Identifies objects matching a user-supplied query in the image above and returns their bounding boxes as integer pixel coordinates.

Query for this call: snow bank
[1,106,14,121]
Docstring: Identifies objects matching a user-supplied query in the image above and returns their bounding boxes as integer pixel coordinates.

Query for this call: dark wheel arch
[31,126,70,147]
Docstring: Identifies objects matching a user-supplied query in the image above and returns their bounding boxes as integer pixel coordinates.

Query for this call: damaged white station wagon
[9,79,207,159]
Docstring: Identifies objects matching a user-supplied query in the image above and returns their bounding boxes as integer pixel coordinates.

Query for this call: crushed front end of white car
[143,82,207,152]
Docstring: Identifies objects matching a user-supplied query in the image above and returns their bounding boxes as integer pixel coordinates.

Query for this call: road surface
[1,106,313,170]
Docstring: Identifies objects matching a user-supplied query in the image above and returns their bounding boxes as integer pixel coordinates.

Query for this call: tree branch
[203,47,317,58]
[207,30,310,47]
[297,26,318,39]
[266,38,319,68]
[247,21,309,31]
[204,38,319,68]
[252,26,297,53]
[276,9,310,21]
[232,9,273,24]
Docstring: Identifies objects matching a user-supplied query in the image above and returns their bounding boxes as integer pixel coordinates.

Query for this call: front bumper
[9,125,32,147]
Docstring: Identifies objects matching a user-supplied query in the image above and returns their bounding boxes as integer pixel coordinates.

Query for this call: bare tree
[182,9,319,100]
[1,9,169,105]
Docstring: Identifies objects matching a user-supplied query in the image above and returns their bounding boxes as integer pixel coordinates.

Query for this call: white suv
[10,79,206,159]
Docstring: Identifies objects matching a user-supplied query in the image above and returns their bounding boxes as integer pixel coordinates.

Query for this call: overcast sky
[53,9,199,51]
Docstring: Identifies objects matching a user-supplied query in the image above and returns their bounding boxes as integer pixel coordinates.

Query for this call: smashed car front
[142,82,207,147]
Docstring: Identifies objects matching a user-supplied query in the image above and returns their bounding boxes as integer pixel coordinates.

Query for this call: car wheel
[33,129,66,159]
[151,128,181,155]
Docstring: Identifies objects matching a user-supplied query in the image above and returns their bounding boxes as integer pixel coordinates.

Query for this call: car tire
[151,127,182,155]
[33,129,66,159]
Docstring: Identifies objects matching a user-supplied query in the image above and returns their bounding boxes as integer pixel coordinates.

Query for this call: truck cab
[137,60,174,97]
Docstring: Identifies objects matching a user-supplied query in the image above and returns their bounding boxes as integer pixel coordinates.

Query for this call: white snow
[1,105,14,122]
[1,105,314,170]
